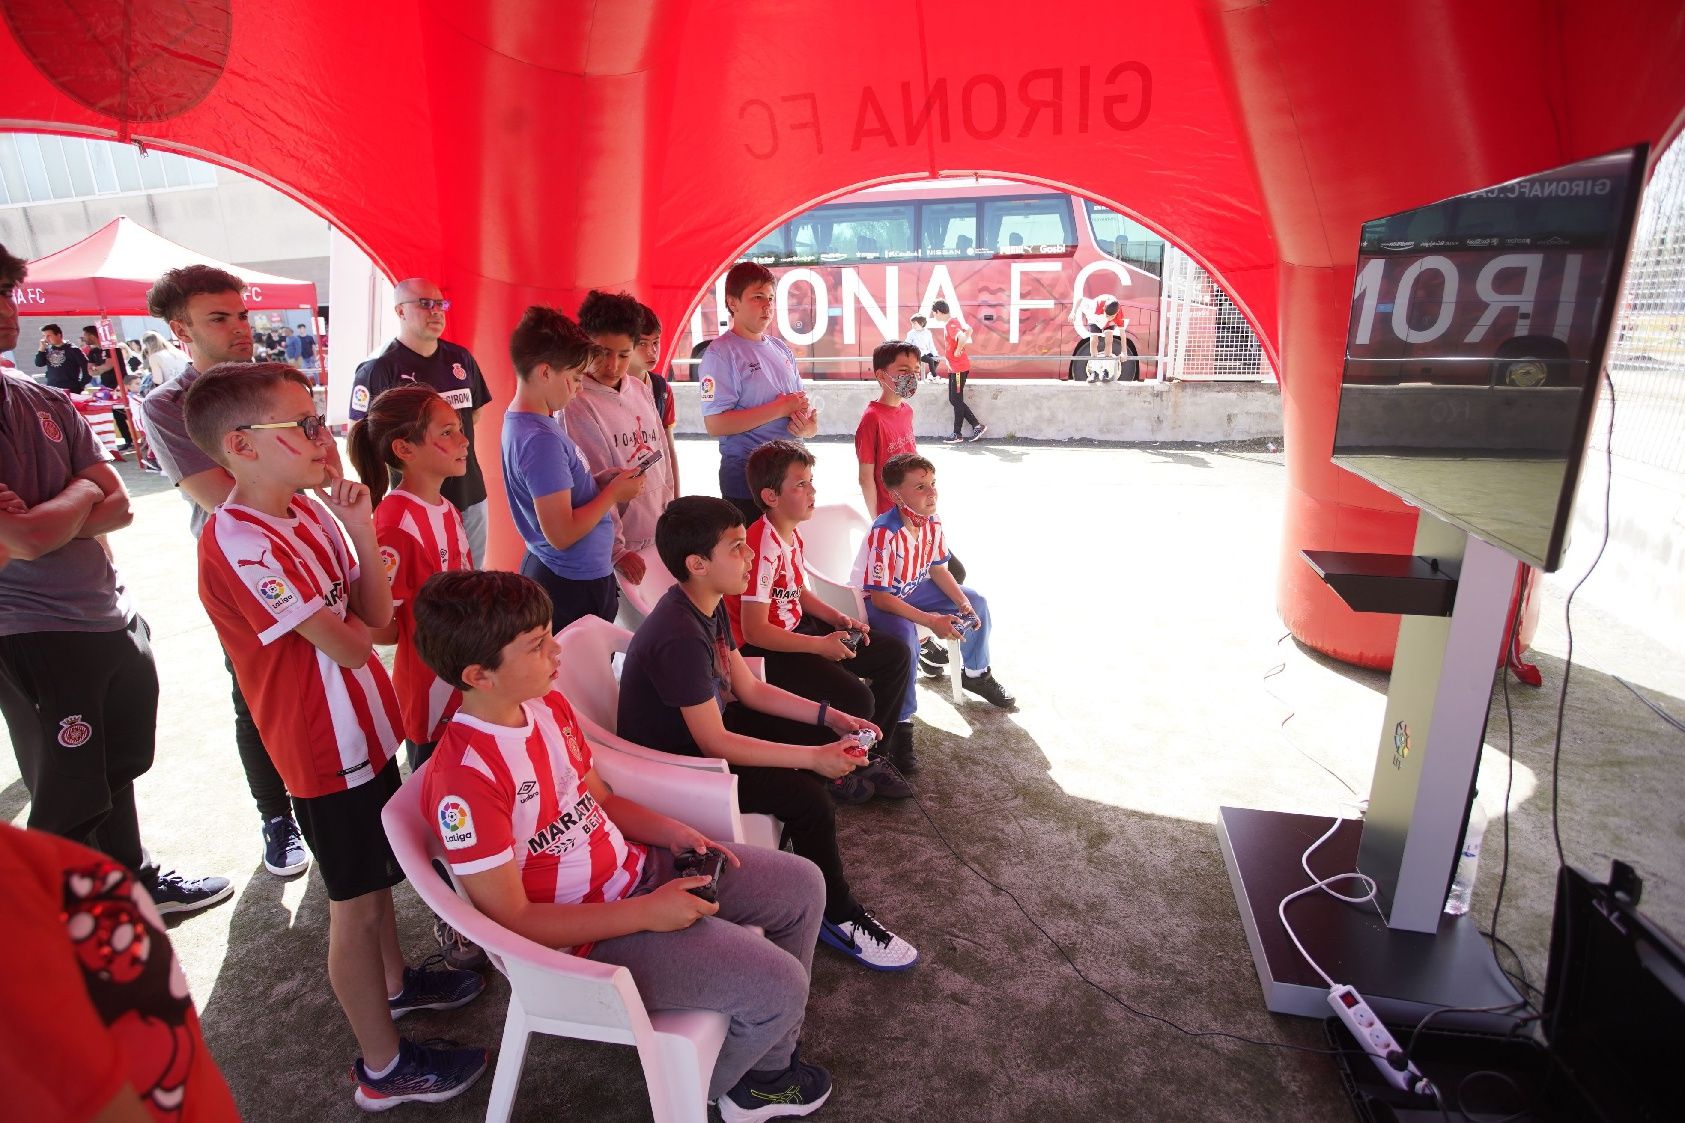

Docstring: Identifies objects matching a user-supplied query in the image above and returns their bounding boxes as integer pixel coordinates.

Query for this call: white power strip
[1328,985,1434,1096]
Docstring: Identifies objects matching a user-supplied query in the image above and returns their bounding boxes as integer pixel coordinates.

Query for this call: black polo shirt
[349,338,493,510]
[617,585,737,758]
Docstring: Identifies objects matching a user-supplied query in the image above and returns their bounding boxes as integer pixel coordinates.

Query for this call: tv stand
[1221,513,1521,1024]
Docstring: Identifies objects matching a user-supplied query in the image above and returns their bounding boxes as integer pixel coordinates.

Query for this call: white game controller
[1327,985,1434,1097]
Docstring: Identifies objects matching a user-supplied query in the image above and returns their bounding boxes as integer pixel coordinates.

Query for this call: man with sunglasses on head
[137,264,317,884]
[348,279,494,564]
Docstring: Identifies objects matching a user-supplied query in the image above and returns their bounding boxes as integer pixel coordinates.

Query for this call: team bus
[678,179,1182,381]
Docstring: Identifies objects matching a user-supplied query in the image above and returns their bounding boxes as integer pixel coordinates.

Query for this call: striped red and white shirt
[854,505,949,599]
[423,691,646,955]
[199,497,403,799]
[376,489,473,745]
[726,517,807,645]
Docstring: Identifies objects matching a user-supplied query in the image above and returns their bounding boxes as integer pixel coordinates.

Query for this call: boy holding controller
[414,569,835,1122]
[856,454,1017,719]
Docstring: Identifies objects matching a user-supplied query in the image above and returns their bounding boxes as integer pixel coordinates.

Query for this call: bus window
[788,203,914,264]
[743,224,789,263]
[920,200,980,259]
[1084,201,1165,276]
[981,195,1074,255]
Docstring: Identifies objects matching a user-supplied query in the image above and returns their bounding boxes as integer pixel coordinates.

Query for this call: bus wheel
[1068,337,1141,382]
[1503,338,1563,387]
[690,339,713,369]
[1119,338,1141,382]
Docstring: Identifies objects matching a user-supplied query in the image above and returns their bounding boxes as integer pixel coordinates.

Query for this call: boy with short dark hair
[618,496,920,971]
[854,341,924,518]
[186,361,488,1110]
[34,322,91,392]
[502,305,645,630]
[630,302,680,494]
[414,569,834,1121]
[903,314,940,382]
[733,440,916,785]
[568,290,676,588]
[857,454,1017,718]
[927,300,985,443]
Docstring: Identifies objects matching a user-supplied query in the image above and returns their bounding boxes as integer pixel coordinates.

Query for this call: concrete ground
[4,434,1680,1122]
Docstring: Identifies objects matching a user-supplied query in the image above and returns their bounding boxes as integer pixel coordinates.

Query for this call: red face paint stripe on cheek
[276,435,301,455]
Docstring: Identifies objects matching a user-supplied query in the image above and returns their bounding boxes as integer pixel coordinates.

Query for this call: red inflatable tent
[15,215,318,317]
[2,0,1680,666]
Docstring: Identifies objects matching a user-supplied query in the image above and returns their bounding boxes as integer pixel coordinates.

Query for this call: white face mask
[892,372,920,398]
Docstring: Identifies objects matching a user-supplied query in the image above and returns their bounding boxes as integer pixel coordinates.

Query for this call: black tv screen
[1332,145,1647,571]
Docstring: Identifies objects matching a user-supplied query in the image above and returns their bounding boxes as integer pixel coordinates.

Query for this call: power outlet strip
[1328,985,1434,1096]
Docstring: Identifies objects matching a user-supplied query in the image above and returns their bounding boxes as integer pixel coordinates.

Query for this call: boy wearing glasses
[349,278,495,563]
[185,361,491,1110]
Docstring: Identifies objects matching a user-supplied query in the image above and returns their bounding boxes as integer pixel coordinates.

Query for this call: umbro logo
[516,781,539,803]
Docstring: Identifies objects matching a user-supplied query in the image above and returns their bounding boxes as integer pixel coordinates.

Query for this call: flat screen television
[1331,145,1648,571]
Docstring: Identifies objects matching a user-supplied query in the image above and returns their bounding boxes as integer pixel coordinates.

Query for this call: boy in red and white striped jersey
[413,569,835,1121]
[186,363,489,1112]
[855,454,1017,719]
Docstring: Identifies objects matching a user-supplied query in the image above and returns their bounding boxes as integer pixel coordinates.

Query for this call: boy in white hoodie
[565,290,678,587]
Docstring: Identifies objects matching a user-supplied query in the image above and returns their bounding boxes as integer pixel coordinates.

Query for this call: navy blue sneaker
[141,866,233,916]
[353,1036,488,1111]
[717,1056,833,1122]
[388,954,486,1019]
[261,815,310,877]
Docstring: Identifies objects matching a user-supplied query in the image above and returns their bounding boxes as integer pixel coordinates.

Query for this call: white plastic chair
[616,544,677,629]
[799,503,869,620]
[383,767,729,1123]
[555,615,782,850]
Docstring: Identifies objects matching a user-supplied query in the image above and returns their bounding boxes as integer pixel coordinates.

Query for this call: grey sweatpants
[588,843,825,1099]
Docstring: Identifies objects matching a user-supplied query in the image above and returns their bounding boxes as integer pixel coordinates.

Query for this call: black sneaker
[718,1057,833,1122]
[141,866,233,916]
[858,756,913,800]
[826,772,874,805]
[961,669,1019,711]
[942,433,964,444]
[967,423,988,442]
[261,815,310,877]
[918,637,949,665]
[353,1036,489,1111]
[887,723,919,775]
[389,954,486,1019]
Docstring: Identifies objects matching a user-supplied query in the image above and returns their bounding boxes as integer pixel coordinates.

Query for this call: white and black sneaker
[141,866,234,916]
[819,906,919,971]
[261,815,310,877]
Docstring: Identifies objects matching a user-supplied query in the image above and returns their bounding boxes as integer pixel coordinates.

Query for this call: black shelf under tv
[1301,550,1459,617]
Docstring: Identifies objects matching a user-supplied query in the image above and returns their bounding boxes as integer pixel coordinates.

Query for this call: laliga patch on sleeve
[700,375,716,403]
[437,796,477,850]
[379,545,400,583]
[351,384,370,412]
[254,575,299,615]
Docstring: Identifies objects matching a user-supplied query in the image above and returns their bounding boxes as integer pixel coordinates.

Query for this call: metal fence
[1603,142,1685,473]
[1157,243,1275,382]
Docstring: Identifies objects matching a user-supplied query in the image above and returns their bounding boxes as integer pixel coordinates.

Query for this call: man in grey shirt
[0,243,230,914]
[136,264,309,879]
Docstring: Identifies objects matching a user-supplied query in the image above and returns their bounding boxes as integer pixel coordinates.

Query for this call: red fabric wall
[3,0,1680,665]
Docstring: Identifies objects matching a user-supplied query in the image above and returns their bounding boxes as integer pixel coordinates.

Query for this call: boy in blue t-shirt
[501,306,645,630]
[698,261,818,521]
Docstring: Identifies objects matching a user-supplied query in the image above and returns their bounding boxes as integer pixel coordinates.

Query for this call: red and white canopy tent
[14,214,317,317]
[13,215,319,458]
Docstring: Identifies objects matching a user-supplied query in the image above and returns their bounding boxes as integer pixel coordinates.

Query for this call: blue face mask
[892,372,920,398]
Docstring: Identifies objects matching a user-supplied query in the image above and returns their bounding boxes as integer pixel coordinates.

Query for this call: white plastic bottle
[1444,796,1489,916]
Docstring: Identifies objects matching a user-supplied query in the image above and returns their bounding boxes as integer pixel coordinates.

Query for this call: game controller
[950,611,980,633]
[633,448,664,476]
[839,628,865,652]
[846,728,878,756]
[673,847,727,903]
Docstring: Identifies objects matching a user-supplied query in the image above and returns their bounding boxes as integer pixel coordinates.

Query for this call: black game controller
[673,847,727,903]
[634,448,665,476]
[839,628,865,652]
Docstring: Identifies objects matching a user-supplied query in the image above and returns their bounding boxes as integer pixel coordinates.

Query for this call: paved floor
[3,435,1680,1122]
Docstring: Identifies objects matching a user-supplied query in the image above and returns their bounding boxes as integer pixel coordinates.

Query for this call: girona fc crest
[452,362,468,381]
[58,714,93,748]
[562,723,586,769]
[38,410,64,443]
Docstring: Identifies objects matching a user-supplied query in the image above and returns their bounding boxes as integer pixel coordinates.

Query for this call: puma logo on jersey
[236,548,274,570]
